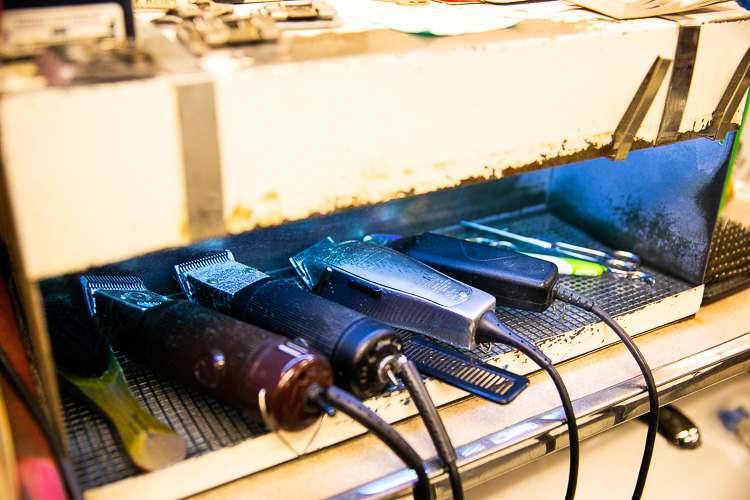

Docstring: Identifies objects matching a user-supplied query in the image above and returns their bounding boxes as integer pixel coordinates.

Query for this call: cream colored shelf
[2,2,750,281]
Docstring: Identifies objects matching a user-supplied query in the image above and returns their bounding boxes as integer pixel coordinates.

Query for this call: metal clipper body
[290,239,498,350]
[81,276,333,432]
[174,251,402,400]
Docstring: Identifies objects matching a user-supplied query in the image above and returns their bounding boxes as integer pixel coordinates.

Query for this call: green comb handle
[521,252,607,277]
[59,351,187,471]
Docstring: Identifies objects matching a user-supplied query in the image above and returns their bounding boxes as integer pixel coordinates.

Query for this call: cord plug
[554,287,596,312]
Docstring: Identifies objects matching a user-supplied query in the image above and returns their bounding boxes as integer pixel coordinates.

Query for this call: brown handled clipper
[80,276,332,432]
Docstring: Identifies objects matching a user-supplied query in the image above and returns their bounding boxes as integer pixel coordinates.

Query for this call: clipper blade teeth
[80,275,147,315]
[175,250,235,277]
[82,275,147,290]
[289,238,335,288]
[174,250,235,299]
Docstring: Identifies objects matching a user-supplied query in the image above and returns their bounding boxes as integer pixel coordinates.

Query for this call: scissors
[461,221,654,284]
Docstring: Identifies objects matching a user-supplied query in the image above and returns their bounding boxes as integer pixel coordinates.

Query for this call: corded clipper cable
[323,232,655,500]
[307,383,434,500]
[474,311,579,500]
[553,286,658,500]
[396,358,462,500]
[291,237,578,500]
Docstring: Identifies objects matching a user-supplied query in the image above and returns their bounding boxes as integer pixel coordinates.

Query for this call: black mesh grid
[703,217,750,302]
[62,353,267,491]
[61,209,694,492]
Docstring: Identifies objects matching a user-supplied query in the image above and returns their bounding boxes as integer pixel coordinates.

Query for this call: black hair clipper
[178,250,529,405]
[174,251,402,400]
[291,238,500,351]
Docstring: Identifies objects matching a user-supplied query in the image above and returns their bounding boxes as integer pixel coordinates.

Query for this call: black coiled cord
[397,358,464,500]
[307,384,434,500]
[554,286,659,500]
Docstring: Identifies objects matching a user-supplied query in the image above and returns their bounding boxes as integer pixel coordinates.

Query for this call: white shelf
[2,2,750,280]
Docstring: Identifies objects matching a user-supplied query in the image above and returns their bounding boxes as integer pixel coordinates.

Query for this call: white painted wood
[0,78,188,279]
[1,6,749,279]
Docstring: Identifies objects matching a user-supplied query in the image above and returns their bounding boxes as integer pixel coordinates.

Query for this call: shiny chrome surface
[642,404,702,450]
[175,250,268,315]
[332,332,750,500]
[291,239,497,350]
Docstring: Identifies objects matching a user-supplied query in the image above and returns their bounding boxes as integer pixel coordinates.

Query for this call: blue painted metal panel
[547,136,734,285]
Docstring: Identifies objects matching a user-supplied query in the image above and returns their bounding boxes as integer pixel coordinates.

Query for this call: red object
[0,377,68,500]
[0,267,68,500]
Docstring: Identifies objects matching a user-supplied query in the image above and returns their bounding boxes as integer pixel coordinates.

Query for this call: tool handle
[233,279,358,357]
[521,253,607,277]
[232,280,400,400]
[388,233,559,312]
[118,299,332,432]
[59,353,187,471]
[0,269,77,499]
[639,404,701,450]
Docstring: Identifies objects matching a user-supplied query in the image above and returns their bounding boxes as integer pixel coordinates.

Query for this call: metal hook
[477,342,493,354]
[385,366,401,388]
[300,413,328,456]
[552,300,567,321]
[258,388,328,457]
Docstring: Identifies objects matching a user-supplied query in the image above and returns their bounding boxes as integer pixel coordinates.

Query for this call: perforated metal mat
[703,217,750,303]
[61,209,695,492]
[62,355,268,490]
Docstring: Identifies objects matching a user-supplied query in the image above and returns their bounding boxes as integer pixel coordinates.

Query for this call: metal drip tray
[60,209,700,499]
